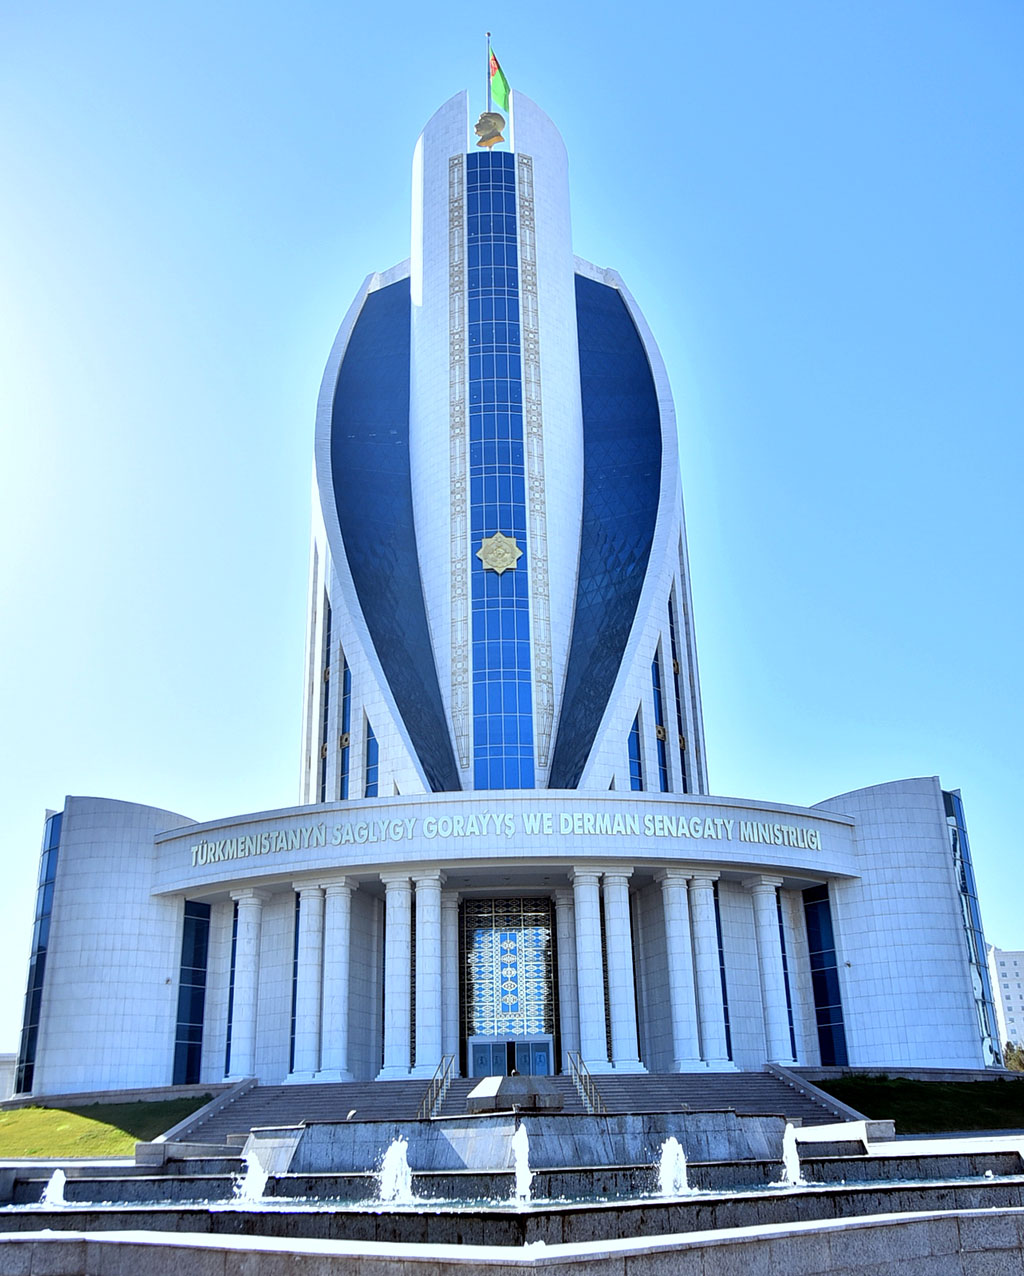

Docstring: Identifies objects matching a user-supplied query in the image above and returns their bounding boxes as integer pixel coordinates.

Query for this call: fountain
[232,1151,270,1203]
[777,1121,804,1187]
[510,1122,532,1203]
[657,1135,693,1196]
[39,1169,66,1208]
[376,1135,414,1205]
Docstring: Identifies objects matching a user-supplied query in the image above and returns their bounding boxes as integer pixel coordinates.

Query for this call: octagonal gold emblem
[476,532,522,574]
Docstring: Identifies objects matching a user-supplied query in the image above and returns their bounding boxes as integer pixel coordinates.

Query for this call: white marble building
[988,947,1024,1048]
[14,92,1002,1098]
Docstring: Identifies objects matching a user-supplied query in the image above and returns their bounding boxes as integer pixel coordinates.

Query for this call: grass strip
[0,1095,211,1158]
[815,1075,1024,1134]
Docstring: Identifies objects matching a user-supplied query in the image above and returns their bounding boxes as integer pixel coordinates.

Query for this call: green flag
[489,49,510,112]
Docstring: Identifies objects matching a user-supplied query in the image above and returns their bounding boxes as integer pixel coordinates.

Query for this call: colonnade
[222,867,799,1082]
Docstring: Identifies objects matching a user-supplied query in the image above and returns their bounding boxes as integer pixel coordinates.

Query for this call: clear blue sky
[1,1,1021,1054]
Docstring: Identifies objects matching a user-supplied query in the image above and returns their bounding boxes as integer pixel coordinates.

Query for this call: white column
[655,871,702,1070]
[744,874,796,1063]
[288,885,325,1080]
[412,871,444,1076]
[570,869,610,1071]
[317,878,355,1081]
[226,889,271,1080]
[553,888,580,1070]
[378,874,412,1079]
[688,874,732,1069]
[602,870,645,1071]
[441,891,461,1071]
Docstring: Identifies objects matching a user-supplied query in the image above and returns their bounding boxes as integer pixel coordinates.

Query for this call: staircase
[182,1070,844,1144]
[592,1072,846,1126]
[185,1080,428,1144]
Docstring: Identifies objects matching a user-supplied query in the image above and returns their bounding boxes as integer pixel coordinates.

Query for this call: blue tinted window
[628,714,643,791]
[289,894,300,1072]
[16,812,64,1093]
[802,885,848,1066]
[466,152,534,790]
[365,723,379,798]
[339,658,352,801]
[777,895,798,1060]
[651,654,670,793]
[224,901,238,1076]
[714,882,732,1059]
[318,599,332,803]
[549,276,662,788]
[330,279,460,791]
[667,597,690,794]
[173,900,211,1085]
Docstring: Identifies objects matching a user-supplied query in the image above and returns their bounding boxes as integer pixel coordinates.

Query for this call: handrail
[567,1051,607,1115]
[417,1053,455,1120]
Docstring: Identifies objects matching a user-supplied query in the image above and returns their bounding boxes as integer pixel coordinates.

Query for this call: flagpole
[486,32,492,113]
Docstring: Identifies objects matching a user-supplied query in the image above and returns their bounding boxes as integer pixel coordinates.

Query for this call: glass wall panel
[173,900,211,1085]
[802,884,848,1066]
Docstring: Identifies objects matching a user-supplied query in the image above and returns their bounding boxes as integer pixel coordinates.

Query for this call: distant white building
[988,947,1024,1048]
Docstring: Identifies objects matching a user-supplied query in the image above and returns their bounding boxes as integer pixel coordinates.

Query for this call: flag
[489,50,510,113]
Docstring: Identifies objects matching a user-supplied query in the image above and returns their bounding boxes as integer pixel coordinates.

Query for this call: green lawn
[0,1095,212,1158]
[815,1075,1024,1134]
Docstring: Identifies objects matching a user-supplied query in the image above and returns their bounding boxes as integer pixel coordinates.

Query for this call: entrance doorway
[468,1036,553,1077]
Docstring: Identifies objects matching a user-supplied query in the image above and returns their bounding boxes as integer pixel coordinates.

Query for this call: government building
[14,91,1002,1099]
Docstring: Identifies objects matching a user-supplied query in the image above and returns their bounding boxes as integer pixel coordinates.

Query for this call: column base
[673,1059,709,1071]
[702,1059,739,1071]
[313,1069,354,1082]
[223,1074,253,1083]
[409,1062,442,1078]
[581,1058,615,1073]
[612,1060,648,1073]
[376,1065,412,1080]
[284,1071,318,1084]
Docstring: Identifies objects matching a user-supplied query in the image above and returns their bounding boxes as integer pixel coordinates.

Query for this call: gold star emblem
[476,532,522,574]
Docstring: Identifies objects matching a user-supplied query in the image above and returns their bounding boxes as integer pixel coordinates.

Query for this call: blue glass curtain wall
[466,151,535,790]
[330,279,459,792]
[339,658,352,799]
[944,790,1001,1064]
[16,811,62,1093]
[713,882,732,1059]
[651,653,670,792]
[317,599,332,803]
[548,276,662,788]
[802,885,848,1066]
[628,714,644,791]
[365,723,379,798]
[173,901,211,1085]
[776,896,798,1060]
[224,901,238,1076]
[667,597,690,793]
[289,895,300,1072]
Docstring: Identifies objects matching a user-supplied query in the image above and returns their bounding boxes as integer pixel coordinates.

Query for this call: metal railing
[567,1051,607,1115]
[417,1053,456,1120]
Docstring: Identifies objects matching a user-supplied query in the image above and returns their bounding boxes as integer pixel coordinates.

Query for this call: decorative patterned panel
[460,897,555,1038]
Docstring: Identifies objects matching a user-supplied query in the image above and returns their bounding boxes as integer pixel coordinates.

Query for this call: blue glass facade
[365,724,379,798]
[16,811,62,1093]
[944,789,1001,1064]
[628,715,643,791]
[330,279,460,792]
[548,275,662,789]
[667,597,690,793]
[713,882,732,1059]
[776,896,798,1060]
[339,658,352,800]
[802,884,848,1066]
[466,152,534,790]
[651,654,670,793]
[317,599,332,803]
[224,900,238,1076]
[173,900,211,1085]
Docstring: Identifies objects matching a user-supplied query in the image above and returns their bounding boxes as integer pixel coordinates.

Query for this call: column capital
[440,891,460,910]
[411,869,446,888]
[292,882,325,898]
[742,874,784,892]
[320,875,357,895]
[552,887,575,907]
[602,868,634,884]
[230,888,272,905]
[569,867,602,886]
[654,869,691,886]
[688,872,720,888]
[380,872,412,889]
